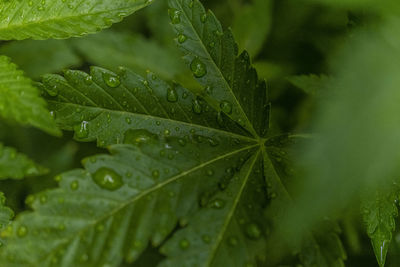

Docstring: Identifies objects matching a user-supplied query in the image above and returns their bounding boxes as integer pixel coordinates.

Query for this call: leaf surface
[168,0,269,137]
[0,0,152,40]
[40,66,252,147]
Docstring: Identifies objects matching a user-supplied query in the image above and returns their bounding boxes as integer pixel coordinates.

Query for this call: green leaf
[40,66,252,147]
[232,0,273,57]
[0,56,60,136]
[168,0,269,137]
[70,30,187,82]
[0,40,81,79]
[0,143,48,180]
[287,74,332,95]
[362,182,399,267]
[0,0,153,40]
[159,151,266,267]
[0,138,258,266]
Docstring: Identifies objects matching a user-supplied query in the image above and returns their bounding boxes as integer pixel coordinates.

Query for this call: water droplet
[92,168,123,191]
[167,87,178,102]
[17,225,28,237]
[220,101,232,114]
[245,223,262,240]
[84,75,93,85]
[178,34,187,44]
[169,9,181,24]
[75,121,89,139]
[190,57,207,78]
[179,239,190,249]
[46,85,58,97]
[210,198,225,209]
[192,99,202,114]
[102,72,120,88]
[125,117,132,124]
[201,14,207,23]
[152,170,160,179]
[70,180,79,191]
[124,129,157,145]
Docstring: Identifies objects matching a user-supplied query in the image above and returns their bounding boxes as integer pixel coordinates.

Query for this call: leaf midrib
[205,149,261,267]
[47,100,257,143]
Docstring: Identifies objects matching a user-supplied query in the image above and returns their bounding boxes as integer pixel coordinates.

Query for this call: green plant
[1,0,400,266]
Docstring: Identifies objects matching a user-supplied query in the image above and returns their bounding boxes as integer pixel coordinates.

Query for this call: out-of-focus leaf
[232,0,273,57]
[0,40,81,79]
[0,143,48,180]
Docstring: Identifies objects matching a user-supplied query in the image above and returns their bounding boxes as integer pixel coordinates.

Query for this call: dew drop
[92,168,123,191]
[190,57,207,78]
[210,198,225,209]
[102,72,120,88]
[46,85,58,97]
[245,223,262,240]
[167,87,178,102]
[179,239,190,249]
[192,99,202,114]
[17,225,28,237]
[220,101,232,114]
[177,34,187,44]
[152,170,160,179]
[75,121,89,139]
[168,9,181,24]
[70,180,79,191]
[123,129,157,145]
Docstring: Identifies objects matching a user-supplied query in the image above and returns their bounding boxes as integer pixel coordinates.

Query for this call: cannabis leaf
[362,182,399,267]
[40,66,251,146]
[168,0,269,137]
[0,0,153,40]
[0,138,258,266]
[0,56,59,136]
[0,143,48,180]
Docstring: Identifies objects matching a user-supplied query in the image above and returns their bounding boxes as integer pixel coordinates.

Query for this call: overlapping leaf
[70,31,187,82]
[0,143,48,180]
[0,56,59,136]
[168,0,269,137]
[0,0,152,40]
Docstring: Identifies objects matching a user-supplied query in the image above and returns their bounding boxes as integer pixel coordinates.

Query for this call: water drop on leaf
[190,57,207,78]
[102,72,120,88]
[92,168,123,191]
